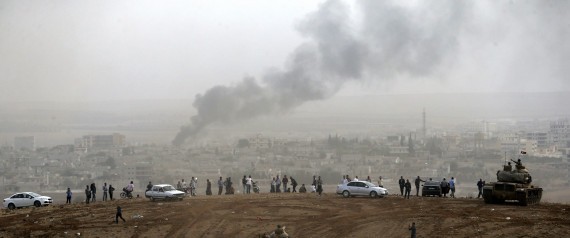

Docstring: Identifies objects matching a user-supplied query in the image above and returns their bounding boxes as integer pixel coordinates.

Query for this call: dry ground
[1,193,569,238]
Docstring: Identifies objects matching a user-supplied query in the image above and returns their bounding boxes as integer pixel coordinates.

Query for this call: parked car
[336,181,388,198]
[3,192,53,210]
[422,181,442,197]
[145,184,185,201]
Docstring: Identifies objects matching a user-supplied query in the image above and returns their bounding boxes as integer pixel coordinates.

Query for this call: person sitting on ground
[299,184,307,193]
[269,224,289,238]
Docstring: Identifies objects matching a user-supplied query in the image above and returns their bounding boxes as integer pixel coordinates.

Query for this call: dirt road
[1,193,569,237]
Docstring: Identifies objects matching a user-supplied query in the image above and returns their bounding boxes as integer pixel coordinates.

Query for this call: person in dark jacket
[206,179,212,195]
[414,176,425,196]
[404,179,412,199]
[108,184,115,200]
[398,176,406,196]
[90,183,96,202]
[282,175,289,192]
[477,179,485,198]
[85,185,91,204]
[115,206,126,223]
[66,188,72,204]
[290,177,298,193]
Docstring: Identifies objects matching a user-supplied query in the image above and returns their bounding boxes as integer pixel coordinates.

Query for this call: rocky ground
[1,193,569,238]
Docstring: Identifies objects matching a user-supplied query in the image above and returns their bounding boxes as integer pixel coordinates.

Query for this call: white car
[144,184,185,201]
[336,181,389,198]
[3,192,53,210]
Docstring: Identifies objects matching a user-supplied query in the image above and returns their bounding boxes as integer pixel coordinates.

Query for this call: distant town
[2,115,569,202]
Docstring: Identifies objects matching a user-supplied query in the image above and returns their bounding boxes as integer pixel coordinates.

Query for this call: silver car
[336,181,388,198]
[3,192,53,210]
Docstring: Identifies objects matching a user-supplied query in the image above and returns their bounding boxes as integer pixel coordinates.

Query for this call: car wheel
[34,201,41,207]
[370,191,378,198]
[7,203,16,210]
[342,190,350,198]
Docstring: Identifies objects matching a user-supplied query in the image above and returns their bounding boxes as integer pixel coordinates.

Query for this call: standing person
[126,181,134,198]
[343,175,349,185]
[340,175,346,184]
[190,177,197,196]
[282,175,289,192]
[66,188,72,204]
[398,176,406,196]
[102,183,108,201]
[108,184,115,200]
[353,176,359,182]
[246,175,253,194]
[441,178,450,198]
[115,206,126,224]
[275,175,282,193]
[85,185,91,204]
[270,177,276,193]
[414,176,425,196]
[477,179,485,198]
[218,177,224,195]
[90,182,97,202]
[316,176,323,196]
[291,177,298,193]
[404,179,412,199]
[206,179,212,195]
[378,176,384,188]
[449,177,456,198]
[312,176,317,189]
[366,176,372,182]
[242,175,247,194]
[408,222,416,238]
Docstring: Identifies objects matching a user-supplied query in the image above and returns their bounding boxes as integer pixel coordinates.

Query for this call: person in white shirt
[246,175,253,194]
[353,176,359,182]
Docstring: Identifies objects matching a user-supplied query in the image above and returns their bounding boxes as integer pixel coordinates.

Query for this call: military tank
[482,160,542,206]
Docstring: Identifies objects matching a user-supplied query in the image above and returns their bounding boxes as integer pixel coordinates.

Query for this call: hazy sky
[1,0,569,103]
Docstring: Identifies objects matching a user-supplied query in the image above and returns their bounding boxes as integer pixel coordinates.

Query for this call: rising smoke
[173,0,569,145]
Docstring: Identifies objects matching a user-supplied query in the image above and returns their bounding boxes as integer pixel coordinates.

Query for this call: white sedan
[336,181,389,198]
[145,184,185,201]
[3,192,53,210]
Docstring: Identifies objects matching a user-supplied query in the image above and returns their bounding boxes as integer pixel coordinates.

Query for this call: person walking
[85,185,91,204]
[399,176,406,196]
[115,206,126,224]
[291,177,298,193]
[441,178,450,198]
[66,188,72,204]
[409,222,417,238]
[102,183,108,201]
[450,177,456,198]
[108,184,115,200]
[404,179,412,199]
[218,177,224,195]
[414,176,425,196]
[206,179,212,195]
[477,178,485,198]
[90,182,96,202]
[316,176,323,196]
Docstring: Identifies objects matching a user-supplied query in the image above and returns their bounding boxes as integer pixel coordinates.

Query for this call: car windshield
[163,186,175,191]
[28,192,41,197]
[424,181,441,186]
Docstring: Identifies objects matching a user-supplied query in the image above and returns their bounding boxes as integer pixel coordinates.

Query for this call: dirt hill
[1,193,569,237]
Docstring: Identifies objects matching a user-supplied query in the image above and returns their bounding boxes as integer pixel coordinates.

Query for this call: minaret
[422,108,426,138]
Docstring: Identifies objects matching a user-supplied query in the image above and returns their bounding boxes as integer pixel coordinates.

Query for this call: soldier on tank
[503,162,512,172]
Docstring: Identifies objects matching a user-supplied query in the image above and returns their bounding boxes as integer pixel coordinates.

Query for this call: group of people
[269,175,300,193]
[176,177,198,196]
[65,182,117,205]
[396,176,457,199]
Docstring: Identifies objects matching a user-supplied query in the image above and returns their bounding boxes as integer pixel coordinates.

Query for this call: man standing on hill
[275,175,282,193]
[242,175,247,194]
[404,179,412,199]
[477,178,485,198]
[85,185,91,204]
[109,184,115,200]
[282,175,289,192]
[102,183,108,201]
[414,176,425,196]
[218,177,224,195]
[449,177,456,198]
[408,222,417,238]
[399,176,406,196]
[90,182,96,202]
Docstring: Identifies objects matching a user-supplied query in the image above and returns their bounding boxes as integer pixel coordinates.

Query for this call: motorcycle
[120,187,133,199]
[252,181,260,193]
